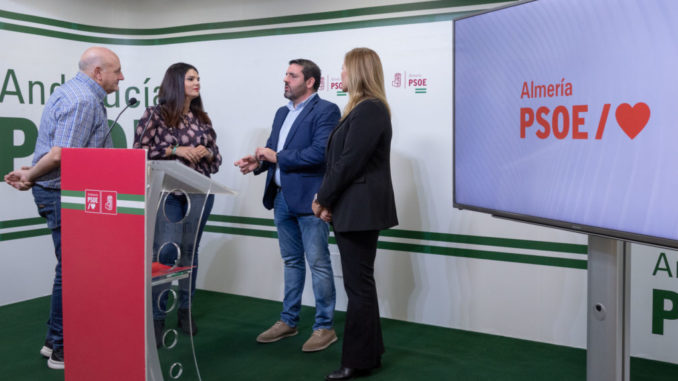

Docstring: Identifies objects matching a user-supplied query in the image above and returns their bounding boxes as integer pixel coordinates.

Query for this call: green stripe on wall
[208,215,275,227]
[204,225,278,239]
[376,241,587,269]
[207,214,587,254]
[0,228,51,241]
[204,224,585,270]
[0,217,45,229]
[0,1,506,36]
[0,214,586,269]
[0,11,473,45]
[379,229,587,254]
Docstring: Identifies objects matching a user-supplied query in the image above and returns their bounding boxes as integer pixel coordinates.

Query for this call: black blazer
[316,99,398,232]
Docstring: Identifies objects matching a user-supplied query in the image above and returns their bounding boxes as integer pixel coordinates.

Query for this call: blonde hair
[341,47,390,120]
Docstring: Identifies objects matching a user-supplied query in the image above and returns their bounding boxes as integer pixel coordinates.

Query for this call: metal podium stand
[587,235,631,381]
[60,149,235,381]
[146,161,236,381]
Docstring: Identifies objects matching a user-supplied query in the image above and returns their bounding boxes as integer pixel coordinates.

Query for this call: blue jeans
[152,193,214,320]
[274,191,335,330]
[32,185,63,351]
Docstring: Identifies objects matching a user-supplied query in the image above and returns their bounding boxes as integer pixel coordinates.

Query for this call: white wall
[0,0,675,365]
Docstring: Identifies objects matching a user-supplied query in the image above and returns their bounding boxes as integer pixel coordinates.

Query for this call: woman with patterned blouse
[134,62,222,345]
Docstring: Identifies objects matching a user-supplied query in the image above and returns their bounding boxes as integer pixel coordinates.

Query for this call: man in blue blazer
[235,59,341,352]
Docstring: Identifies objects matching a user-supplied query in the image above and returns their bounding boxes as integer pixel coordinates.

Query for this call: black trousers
[334,229,383,369]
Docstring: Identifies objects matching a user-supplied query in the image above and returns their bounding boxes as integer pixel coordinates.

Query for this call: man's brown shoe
[302,328,338,352]
[256,321,298,343]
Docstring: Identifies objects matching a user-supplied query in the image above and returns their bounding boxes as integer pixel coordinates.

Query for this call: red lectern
[61,148,235,380]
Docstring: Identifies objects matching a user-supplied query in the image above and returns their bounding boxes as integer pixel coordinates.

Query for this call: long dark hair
[158,62,211,128]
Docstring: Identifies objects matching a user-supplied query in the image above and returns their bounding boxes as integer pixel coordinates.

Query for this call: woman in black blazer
[313,47,398,380]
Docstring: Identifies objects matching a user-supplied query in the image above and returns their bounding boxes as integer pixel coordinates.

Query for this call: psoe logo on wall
[391,72,428,94]
[85,190,117,215]
[323,76,346,97]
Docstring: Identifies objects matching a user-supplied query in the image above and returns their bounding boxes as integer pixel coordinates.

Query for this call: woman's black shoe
[325,366,371,380]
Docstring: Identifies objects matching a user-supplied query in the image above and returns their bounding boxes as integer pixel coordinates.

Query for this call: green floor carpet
[0,290,676,380]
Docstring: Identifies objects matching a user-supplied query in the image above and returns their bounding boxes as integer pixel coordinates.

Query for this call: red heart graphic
[615,102,650,139]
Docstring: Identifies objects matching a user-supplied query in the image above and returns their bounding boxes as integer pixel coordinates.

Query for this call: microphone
[135,98,165,149]
[101,97,138,146]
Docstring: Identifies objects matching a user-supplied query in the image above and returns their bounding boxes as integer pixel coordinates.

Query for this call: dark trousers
[334,229,383,369]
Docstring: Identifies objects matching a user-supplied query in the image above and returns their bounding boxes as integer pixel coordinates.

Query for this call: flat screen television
[453,0,678,249]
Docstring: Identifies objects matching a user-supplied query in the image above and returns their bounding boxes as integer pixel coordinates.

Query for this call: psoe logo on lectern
[84,189,117,215]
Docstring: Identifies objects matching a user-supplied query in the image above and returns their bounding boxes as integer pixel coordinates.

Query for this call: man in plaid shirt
[4,46,124,370]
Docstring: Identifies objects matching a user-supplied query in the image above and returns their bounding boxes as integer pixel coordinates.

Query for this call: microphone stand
[101,97,139,146]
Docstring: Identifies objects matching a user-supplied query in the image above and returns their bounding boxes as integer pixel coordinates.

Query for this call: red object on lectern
[61,148,147,380]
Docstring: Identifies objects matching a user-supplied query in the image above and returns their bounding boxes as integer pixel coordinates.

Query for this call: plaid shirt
[32,72,110,189]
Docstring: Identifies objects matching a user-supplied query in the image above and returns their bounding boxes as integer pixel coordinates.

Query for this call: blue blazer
[255,94,341,214]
